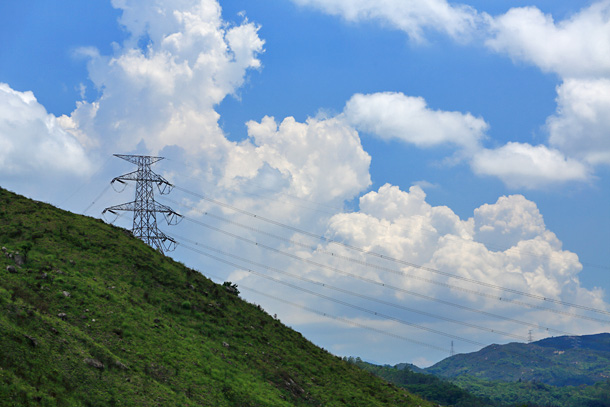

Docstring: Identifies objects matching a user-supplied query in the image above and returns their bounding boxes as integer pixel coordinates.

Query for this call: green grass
[0,186,434,407]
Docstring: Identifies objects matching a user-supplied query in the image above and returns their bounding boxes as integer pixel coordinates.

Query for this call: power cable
[176,240,486,347]
[172,185,610,317]
[170,228,575,334]
[181,246,581,367]
[178,214,610,325]
[170,232,534,341]
[239,285,450,353]
[83,184,112,215]
[162,196,607,324]
[202,269,449,353]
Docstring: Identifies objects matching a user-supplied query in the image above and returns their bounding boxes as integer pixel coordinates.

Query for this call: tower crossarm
[111,170,173,186]
[114,154,164,166]
[102,201,136,214]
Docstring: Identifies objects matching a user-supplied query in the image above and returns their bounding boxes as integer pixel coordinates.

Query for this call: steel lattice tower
[103,154,181,253]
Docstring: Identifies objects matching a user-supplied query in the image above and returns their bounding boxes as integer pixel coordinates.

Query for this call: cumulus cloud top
[66,0,264,156]
[323,184,596,314]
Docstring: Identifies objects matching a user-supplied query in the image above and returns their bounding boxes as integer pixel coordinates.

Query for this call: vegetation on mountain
[346,357,497,407]
[0,186,433,407]
[426,335,610,386]
[363,334,610,407]
[451,375,610,407]
[351,357,610,407]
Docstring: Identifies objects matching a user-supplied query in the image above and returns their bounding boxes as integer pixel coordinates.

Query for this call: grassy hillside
[0,186,434,407]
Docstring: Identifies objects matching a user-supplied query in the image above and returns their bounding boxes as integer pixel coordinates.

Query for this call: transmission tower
[103,154,181,253]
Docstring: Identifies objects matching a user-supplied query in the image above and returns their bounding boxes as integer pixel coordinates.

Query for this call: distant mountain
[0,186,433,406]
[425,333,610,386]
[535,333,610,353]
[394,362,426,374]
[358,334,610,407]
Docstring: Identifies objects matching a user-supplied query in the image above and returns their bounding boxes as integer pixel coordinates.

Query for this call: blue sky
[1,0,609,366]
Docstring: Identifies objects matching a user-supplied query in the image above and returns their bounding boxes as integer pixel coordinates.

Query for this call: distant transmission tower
[103,154,181,253]
[528,330,533,344]
[450,341,455,356]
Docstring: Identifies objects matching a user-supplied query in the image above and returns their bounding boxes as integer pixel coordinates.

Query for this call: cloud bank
[291,0,610,188]
[0,83,91,179]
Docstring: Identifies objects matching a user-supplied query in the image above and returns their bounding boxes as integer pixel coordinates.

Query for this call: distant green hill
[367,334,610,407]
[0,186,433,407]
[353,333,610,407]
[425,334,610,386]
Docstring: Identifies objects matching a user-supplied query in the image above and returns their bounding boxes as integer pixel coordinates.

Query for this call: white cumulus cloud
[291,0,481,42]
[484,2,610,175]
[215,115,372,222]
[470,142,590,189]
[547,78,610,166]
[343,92,488,152]
[0,83,91,179]
[320,184,606,327]
[486,1,610,78]
[64,0,264,157]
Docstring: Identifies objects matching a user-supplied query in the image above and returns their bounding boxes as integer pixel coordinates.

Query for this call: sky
[1,0,609,367]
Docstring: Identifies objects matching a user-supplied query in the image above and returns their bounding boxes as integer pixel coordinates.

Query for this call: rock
[24,335,38,347]
[62,291,70,298]
[222,341,230,348]
[37,272,48,280]
[50,327,59,335]
[115,361,128,370]
[57,313,67,320]
[1,247,6,252]
[14,254,25,266]
[6,265,17,273]
[84,358,104,369]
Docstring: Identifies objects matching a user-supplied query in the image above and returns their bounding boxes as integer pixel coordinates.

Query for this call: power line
[179,244,580,366]
[171,232,532,341]
[239,285,450,354]
[176,240,485,346]
[172,185,610,317]
[162,196,610,323]
[171,228,574,335]
[83,184,112,215]
[177,213,610,325]
[165,157,354,216]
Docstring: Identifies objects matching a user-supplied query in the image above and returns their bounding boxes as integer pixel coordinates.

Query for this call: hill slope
[0,186,433,407]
